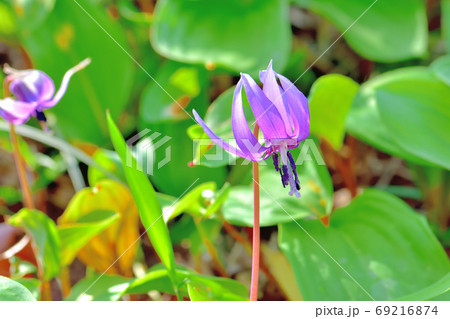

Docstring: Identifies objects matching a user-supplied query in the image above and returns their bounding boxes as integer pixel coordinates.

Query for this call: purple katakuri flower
[193,61,310,198]
[0,58,91,125]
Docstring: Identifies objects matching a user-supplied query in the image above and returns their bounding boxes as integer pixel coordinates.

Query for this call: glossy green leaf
[107,113,179,293]
[0,276,35,301]
[151,0,291,73]
[14,278,40,300]
[309,74,359,150]
[346,67,448,168]
[20,0,135,144]
[58,210,120,266]
[375,71,450,170]
[397,273,450,301]
[430,55,450,86]
[126,265,248,301]
[8,209,61,281]
[223,144,332,227]
[279,189,450,301]
[293,0,427,62]
[67,273,132,301]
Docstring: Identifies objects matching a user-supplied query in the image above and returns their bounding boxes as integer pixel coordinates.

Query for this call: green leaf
[12,0,55,30]
[126,265,248,301]
[375,71,450,170]
[346,67,449,168]
[397,273,450,301]
[20,0,135,145]
[87,148,125,185]
[14,278,40,300]
[223,144,332,227]
[0,185,22,205]
[443,0,450,52]
[58,210,120,266]
[67,273,132,301]
[0,2,17,43]
[163,182,216,222]
[138,61,227,195]
[8,209,61,281]
[293,0,427,62]
[279,189,450,300]
[186,280,247,301]
[430,55,450,86]
[107,113,179,294]
[139,61,206,124]
[151,0,291,73]
[308,74,359,150]
[0,276,35,301]
[203,182,231,218]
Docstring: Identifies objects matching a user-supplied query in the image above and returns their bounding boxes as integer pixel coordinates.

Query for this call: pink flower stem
[3,80,34,210]
[250,124,260,301]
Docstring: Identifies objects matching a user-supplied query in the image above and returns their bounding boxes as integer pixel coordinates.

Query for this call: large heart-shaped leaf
[151,0,291,73]
[0,276,35,301]
[279,189,450,301]
[19,0,135,145]
[293,0,427,62]
[223,143,332,227]
[8,209,61,281]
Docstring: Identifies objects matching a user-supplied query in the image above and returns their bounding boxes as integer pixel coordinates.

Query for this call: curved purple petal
[231,80,269,161]
[193,109,253,160]
[0,98,37,125]
[9,70,55,103]
[276,73,310,141]
[240,73,287,141]
[259,61,294,136]
[40,58,91,110]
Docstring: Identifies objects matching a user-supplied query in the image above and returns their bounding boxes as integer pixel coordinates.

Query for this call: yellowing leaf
[59,179,139,277]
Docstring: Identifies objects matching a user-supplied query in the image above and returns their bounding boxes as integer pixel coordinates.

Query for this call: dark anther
[282,165,289,187]
[272,153,279,172]
[36,111,47,122]
[287,151,301,190]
